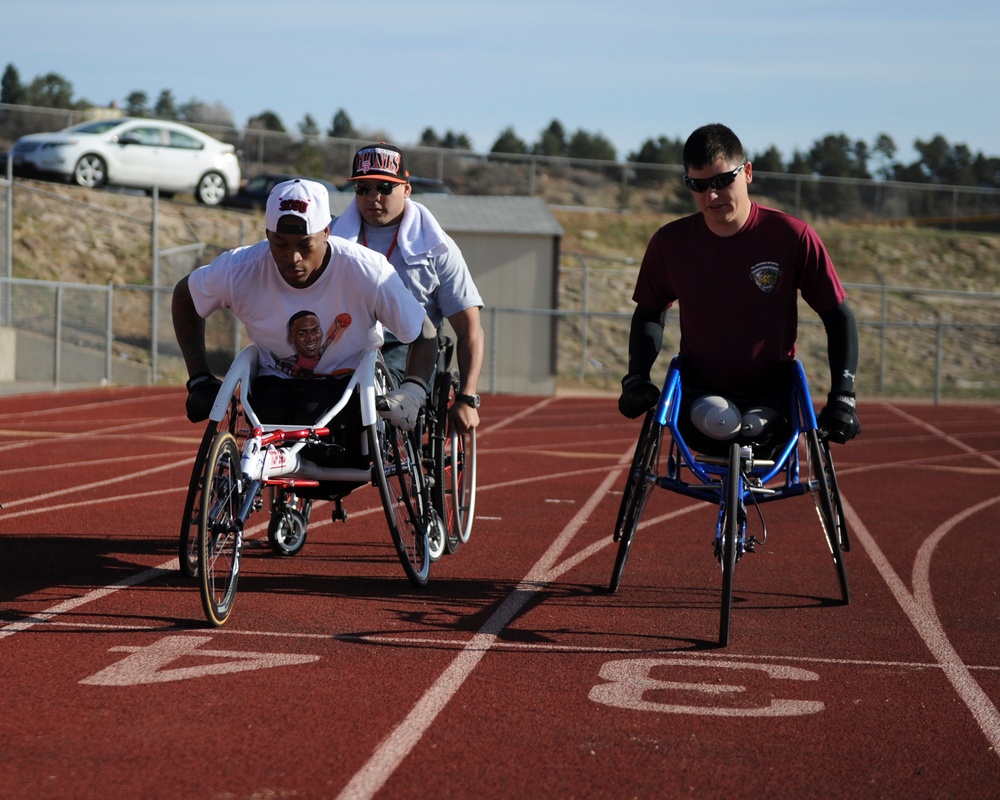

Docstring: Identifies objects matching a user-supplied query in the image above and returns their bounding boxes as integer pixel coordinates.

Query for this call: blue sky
[3,0,997,165]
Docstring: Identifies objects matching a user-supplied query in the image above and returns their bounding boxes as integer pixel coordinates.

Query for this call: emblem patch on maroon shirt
[750,262,781,293]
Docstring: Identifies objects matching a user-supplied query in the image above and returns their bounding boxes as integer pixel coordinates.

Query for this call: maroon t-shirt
[633,203,846,394]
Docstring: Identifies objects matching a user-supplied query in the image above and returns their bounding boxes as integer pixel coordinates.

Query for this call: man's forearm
[171,277,211,376]
[447,307,484,394]
[456,326,484,395]
[402,316,439,386]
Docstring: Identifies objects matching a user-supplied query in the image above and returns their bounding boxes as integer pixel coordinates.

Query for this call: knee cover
[690,395,741,441]
[740,406,781,437]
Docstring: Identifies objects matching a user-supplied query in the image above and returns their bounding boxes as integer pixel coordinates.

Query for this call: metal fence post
[935,324,944,404]
[151,187,159,384]
[2,157,12,326]
[106,281,114,383]
[876,271,888,393]
[577,253,590,380]
[54,284,63,389]
[489,307,499,393]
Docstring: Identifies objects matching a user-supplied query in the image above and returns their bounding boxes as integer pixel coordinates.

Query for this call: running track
[1,388,998,799]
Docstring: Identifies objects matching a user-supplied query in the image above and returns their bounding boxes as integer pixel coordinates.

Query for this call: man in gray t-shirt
[331,142,485,434]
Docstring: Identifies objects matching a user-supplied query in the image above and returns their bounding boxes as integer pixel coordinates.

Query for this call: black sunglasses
[354,181,399,196]
[682,163,746,193]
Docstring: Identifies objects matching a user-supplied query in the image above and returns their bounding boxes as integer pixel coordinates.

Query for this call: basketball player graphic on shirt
[273,310,353,377]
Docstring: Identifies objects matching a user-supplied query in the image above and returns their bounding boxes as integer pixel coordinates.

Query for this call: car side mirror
[118,133,140,146]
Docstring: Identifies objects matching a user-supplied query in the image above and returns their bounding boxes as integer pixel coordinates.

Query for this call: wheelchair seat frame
[610,356,850,646]
[178,345,431,626]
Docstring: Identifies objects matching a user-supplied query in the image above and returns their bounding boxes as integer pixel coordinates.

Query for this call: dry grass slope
[8,178,1000,398]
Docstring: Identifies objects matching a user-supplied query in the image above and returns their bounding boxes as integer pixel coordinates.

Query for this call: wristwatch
[455,392,481,409]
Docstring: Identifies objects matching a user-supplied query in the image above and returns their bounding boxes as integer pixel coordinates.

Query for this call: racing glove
[185,373,222,423]
[818,392,861,444]
[376,378,427,432]
[618,373,660,419]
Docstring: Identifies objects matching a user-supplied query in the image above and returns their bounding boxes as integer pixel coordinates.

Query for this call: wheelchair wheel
[267,490,311,557]
[424,369,458,554]
[718,442,742,647]
[178,385,248,578]
[821,438,851,552]
[371,356,431,586]
[446,427,477,548]
[178,423,214,578]
[427,509,447,562]
[370,420,431,587]
[807,430,850,604]
[198,432,245,627]
[609,413,663,594]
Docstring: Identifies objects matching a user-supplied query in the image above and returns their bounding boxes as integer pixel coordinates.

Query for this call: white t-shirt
[187,237,426,379]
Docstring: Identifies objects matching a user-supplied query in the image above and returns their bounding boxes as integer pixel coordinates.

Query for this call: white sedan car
[11,117,241,206]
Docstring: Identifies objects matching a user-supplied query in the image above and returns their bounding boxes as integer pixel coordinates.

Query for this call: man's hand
[185,373,222,423]
[376,379,426,432]
[618,373,660,419]
[449,402,479,435]
[818,392,861,444]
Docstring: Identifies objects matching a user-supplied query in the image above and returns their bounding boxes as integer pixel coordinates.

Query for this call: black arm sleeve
[627,303,667,378]
[818,300,859,394]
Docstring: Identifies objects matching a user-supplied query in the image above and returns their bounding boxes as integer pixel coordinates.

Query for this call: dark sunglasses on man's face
[682,163,746,193]
[354,181,398,197]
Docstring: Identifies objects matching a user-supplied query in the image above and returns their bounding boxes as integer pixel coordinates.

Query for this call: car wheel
[195,172,228,206]
[73,155,107,188]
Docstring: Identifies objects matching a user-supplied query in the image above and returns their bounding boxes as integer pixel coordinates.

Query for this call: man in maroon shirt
[618,123,861,453]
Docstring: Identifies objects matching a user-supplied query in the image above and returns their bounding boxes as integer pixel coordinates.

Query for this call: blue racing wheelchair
[610,357,850,647]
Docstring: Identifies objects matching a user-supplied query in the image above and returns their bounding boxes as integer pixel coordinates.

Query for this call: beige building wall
[331,194,564,397]
[448,232,558,395]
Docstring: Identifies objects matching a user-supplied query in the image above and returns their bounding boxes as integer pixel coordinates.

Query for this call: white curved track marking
[843,475,1000,758]
[911,497,1000,748]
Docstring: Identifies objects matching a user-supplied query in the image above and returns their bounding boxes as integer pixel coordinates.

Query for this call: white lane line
[334,454,629,800]
[0,501,385,640]
[478,397,556,435]
[878,403,1000,754]
[0,449,192,476]
[25,620,1000,673]
[912,497,1000,747]
[844,494,1000,758]
[2,457,194,512]
[0,565,173,640]
[0,391,180,421]
[0,414,182,453]
[883,404,1000,469]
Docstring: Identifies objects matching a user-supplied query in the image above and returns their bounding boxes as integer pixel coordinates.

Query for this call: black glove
[818,392,861,444]
[185,372,222,423]
[618,373,660,419]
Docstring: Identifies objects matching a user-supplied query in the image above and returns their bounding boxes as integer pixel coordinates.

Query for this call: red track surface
[1,387,999,799]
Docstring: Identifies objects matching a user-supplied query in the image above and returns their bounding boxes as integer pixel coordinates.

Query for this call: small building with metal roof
[331,194,564,395]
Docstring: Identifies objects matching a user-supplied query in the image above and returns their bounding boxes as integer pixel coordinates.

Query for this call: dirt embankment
[8,177,1000,397]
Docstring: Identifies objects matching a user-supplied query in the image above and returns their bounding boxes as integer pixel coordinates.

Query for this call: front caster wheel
[267,498,311,556]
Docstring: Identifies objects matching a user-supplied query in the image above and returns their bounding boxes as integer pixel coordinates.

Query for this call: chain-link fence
[4,102,1000,226]
[2,264,998,402]
[553,255,1000,403]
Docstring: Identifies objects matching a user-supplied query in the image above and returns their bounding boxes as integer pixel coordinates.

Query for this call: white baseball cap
[265,179,331,235]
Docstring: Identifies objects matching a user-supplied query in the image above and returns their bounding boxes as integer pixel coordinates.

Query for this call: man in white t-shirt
[172,178,437,441]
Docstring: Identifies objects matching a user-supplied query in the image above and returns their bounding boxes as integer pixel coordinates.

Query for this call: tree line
[3,63,999,190]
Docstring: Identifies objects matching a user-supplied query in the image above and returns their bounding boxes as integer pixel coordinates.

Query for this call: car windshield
[65,119,129,135]
[245,176,278,192]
